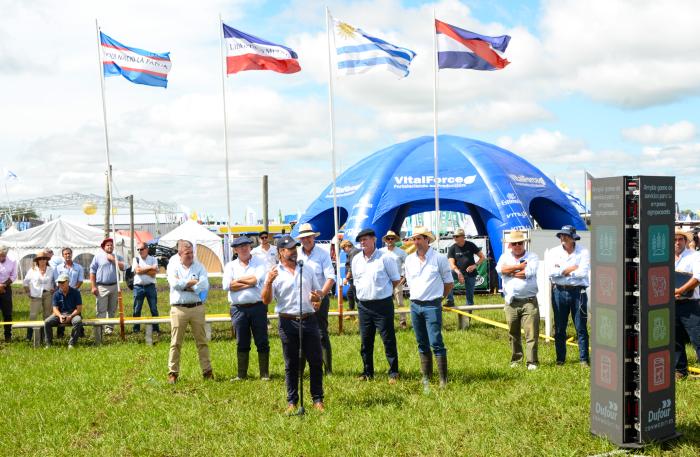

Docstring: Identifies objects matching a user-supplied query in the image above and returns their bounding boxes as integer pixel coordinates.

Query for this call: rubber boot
[258,351,270,381]
[436,355,448,389]
[234,352,249,380]
[419,352,433,393]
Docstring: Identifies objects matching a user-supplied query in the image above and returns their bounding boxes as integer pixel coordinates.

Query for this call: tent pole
[432,10,441,241]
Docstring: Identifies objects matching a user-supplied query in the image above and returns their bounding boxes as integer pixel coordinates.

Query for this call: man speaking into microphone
[262,235,325,413]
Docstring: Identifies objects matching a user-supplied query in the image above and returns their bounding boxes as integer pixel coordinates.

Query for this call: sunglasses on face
[138,248,148,251]
[510,241,524,246]
[385,237,396,241]
[260,236,268,240]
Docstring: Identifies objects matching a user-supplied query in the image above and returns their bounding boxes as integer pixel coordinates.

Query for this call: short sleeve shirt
[447,241,481,277]
[52,287,83,314]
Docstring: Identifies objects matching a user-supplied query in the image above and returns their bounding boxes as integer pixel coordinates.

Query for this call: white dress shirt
[23,267,55,298]
[223,255,266,305]
[352,248,400,301]
[167,258,209,305]
[675,248,700,299]
[379,246,407,275]
[252,244,278,271]
[404,247,453,301]
[297,244,336,288]
[496,250,539,305]
[548,243,590,287]
[269,264,321,315]
[132,255,158,286]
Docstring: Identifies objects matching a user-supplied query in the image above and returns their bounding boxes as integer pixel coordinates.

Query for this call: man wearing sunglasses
[496,230,540,371]
[379,230,408,328]
[252,231,278,271]
[446,228,485,329]
[132,242,160,334]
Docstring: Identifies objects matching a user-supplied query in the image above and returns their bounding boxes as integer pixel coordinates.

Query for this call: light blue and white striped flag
[333,18,416,78]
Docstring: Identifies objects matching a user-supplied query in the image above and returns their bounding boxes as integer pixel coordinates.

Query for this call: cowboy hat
[296,223,320,239]
[674,228,691,242]
[33,249,50,262]
[504,230,529,244]
[382,230,399,241]
[412,226,436,241]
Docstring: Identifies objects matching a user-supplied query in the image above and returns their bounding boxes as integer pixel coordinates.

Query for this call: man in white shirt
[673,229,700,379]
[166,240,212,384]
[496,230,540,370]
[296,223,336,375]
[548,225,590,366]
[352,228,401,383]
[132,242,160,334]
[379,230,409,328]
[251,231,278,271]
[404,227,453,389]
[262,235,324,413]
[223,236,269,381]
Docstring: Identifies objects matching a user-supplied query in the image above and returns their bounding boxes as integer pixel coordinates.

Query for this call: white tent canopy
[0,218,130,278]
[158,220,224,272]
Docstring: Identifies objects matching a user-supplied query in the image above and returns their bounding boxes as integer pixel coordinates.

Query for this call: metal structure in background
[590,176,679,447]
[4,192,177,214]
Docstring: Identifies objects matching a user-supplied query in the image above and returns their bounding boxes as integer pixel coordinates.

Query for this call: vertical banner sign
[637,176,676,441]
[590,177,627,445]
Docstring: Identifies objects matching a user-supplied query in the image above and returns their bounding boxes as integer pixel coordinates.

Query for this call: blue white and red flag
[100,32,172,88]
[223,23,300,74]
[435,20,510,71]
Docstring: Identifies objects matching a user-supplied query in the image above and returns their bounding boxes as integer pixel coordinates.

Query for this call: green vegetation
[0,279,698,456]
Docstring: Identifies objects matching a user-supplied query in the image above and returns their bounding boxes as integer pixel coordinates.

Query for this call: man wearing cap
[132,242,160,334]
[548,225,590,366]
[496,230,540,370]
[262,235,325,412]
[252,231,278,271]
[0,245,17,342]
[404,227,454,388]
[379,230,409,328]
[223,236,270,381]
[340,239,361,318]
[53,248,84,339]
[447,228,486,328]
[167,240,212,383]
[673,229,700,379]
[44,273,84,348]
[352,228,401,383]
[296,223,336,374]
[89,238,125,335]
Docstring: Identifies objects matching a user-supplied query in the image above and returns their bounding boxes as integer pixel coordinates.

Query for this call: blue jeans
[446,272,476,306]
[279,315,324,405]
[552,286,589,363]
[230,302,270,354]
[410,298,446,356]
[358,297,399,378]
[674,299,700,376]
[132,284,159,333]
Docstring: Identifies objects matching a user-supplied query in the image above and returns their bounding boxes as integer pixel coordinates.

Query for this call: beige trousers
[168,305,211,375]
[29,291,52,321]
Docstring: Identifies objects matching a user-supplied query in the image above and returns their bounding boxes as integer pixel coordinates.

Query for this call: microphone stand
[296,259,305,416]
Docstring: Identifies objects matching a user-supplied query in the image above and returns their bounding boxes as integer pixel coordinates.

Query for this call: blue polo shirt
[52,287,83,314]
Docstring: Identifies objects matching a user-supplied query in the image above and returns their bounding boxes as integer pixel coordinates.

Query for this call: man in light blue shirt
[496,230,540,370]
[296,223,336,375]
[352,228,401,383]
[262,235,324,413]
[89,238,125,335]
[223,236,270,381]
[166,240,212,384]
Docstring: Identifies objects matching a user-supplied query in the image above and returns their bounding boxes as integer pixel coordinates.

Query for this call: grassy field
[0,279,698,456]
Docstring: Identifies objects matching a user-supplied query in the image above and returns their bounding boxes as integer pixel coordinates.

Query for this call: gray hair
[177,239,193,252]
[0,245,8,255]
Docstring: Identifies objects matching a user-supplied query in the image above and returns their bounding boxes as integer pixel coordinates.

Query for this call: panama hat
[412,226,436,241]
[33,249,50,262]
[382,230,399,241]
[504,230,529,244]
[296,223,320,239]
[674,228,691,242]
[453,228,466,237]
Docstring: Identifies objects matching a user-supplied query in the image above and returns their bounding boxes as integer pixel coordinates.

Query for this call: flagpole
[432,10,441,240]
[219,14,233,250]
[95,19,125,341]
[326,7,343,331]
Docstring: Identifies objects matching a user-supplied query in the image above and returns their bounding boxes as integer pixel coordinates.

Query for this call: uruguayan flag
[333,18,416,78]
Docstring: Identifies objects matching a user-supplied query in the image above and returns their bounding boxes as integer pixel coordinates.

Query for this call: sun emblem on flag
[337,21,356,39]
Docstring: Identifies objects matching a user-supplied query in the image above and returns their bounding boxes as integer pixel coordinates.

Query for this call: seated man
[44,273,84,348]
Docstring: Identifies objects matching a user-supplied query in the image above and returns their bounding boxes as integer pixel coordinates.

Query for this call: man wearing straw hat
[447,228,486,329]
[89,238,125,335]
[496,230,540,370]
[340,239,360,318]
[296,223,336,375]
[673,228,700,380]
[404,226,453,388]
[379,230,409,328]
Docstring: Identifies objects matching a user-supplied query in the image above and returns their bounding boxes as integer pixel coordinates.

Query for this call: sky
[2,0,700,225]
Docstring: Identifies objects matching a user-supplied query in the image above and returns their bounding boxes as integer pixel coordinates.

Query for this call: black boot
[322,347,332,375]
[436,355,448,388]
[258,352,270,381]
[419,352,433,383]
[234,352,249,380]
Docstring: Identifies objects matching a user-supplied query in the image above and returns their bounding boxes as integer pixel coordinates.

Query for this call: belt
[510,296,537,303]
[279,312,315,321]
[233,301,264,308]
[554,284,586,290]
[97,282,117,286]
[173,302,203,308]
[358,296,393,306]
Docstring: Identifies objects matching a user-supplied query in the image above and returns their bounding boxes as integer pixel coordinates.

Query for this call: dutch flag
[436,20,510,71]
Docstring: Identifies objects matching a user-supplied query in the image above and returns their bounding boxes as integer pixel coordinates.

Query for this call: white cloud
[496,128,590,163]
[621,121,696,145]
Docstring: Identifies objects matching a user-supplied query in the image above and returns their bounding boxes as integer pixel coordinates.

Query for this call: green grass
[0,280,698,456]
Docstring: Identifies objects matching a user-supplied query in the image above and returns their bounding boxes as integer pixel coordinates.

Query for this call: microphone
[297,260,304,267]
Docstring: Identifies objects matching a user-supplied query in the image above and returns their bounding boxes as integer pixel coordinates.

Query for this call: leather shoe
[357,374,373,381]
[167,372,178,384]
[313,401,325,412]
[203,370,214,380]
[285,403,297,414]
[388,375,399,385]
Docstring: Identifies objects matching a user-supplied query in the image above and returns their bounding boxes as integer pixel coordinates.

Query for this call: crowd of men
[0,221,699,413]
